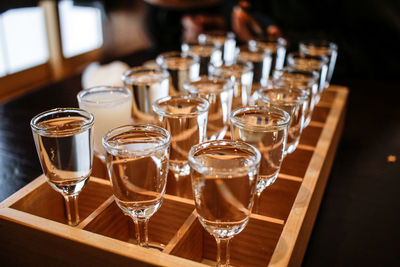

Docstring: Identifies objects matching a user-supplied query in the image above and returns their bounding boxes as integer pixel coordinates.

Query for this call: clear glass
[103,124,170,248]
[30,108,94,226]
[198,31,236,64]
[299,40,338,88]
[230,106,290,201]
[152,95,209,197]
[209,61,253,110]
[286,51,329,102]
[257,87,308,155]
[272,67,319,127]
[184,75,233,140]
[248,37,287,71]
[58,0,103,58]
[77,86,133,161]
[122,66,170,123]
[182,40,222,75]
[0,7,48,74]
[156,51,199,94]
[189,140,260,267]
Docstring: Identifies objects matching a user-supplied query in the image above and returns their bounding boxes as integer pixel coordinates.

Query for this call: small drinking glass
[182,40,222,75]
[299,40,338,88]
[236,43,273,102]
[122,66,170,123]
[286,51,329,102]
[184,75,233,140]
[230,106,290,201]
[103,124,170,248]
[248,37,287,71]
[209,61,253,109]
[77,86,132,161]
[156,51,200,94]
[189,140,261,267]
[272,67,319,127]
[198,31,236,64]
[257,87,308,155]
[152,95,209,197]
[31,108,94,226]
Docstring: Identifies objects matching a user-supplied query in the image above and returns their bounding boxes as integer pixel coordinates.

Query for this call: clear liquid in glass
[154,97,208,176]
[32,116,92,195]
[105,132,169,219]
[230,109,287,194]
[191,145,258,239]
[186,79,233,140]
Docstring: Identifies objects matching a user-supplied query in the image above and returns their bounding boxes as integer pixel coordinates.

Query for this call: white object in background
[81,61,130,89]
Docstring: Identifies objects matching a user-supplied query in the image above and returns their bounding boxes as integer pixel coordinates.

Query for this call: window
[0,1,104,101]
[58,0,103,58]
[0,7,48,77]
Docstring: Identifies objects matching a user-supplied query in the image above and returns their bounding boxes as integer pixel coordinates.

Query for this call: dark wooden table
[1,48,399,266]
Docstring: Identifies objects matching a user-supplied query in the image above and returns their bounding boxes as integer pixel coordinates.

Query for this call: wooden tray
[0,85,348,266]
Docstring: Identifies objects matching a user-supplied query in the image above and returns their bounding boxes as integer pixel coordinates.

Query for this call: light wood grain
[269,85,348,267]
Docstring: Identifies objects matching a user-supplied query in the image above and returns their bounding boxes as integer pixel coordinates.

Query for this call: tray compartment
[256,178,302,221]
[300,126,323,147]
[84,195,195,249]
[280,149,314,178]
[10,177,112,225]
[170,216,284,266]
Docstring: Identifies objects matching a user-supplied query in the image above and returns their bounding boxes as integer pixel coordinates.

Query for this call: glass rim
[77,86,132,105]
[287,51,329,65]
[152,95,210,117]
[249,37,287,46]
[156,51,199,65]
[209,61,254,76]
[257,87,309,106]
[299,40,338,51]
[184,75,234,94]
[238,44,272,57]
[188,139,261,175]
[30,107,94,136]
[122,66,170,84]
[102,124,171,156]
[274,67,320,83]
[230,105,290,131]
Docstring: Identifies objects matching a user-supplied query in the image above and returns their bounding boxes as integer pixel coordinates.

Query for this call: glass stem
[133,218,149,247]
[253,192,262,214]
[63,194,80,226]
[216,237,232,267]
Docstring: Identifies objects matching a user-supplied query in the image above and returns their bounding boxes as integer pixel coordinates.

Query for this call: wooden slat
[0,208,205,267]
[269,85,348,266]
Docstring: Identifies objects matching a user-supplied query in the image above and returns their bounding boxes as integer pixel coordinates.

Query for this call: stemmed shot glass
[299,40,338,88]
[152,95,209,198]
[286,52,329,103]
[31,108,94,226]
[272,67,318,127]
[182,40,222,75]
[122,66,170,123]
[156,51,200,94]
[188,140,261,267]
[184,75,233,140]
[77,86,132,162]
[236,43,272,89]
[198,31,236,64]
[230,106,290,211]
[248,37,287,71]
[102,124,170,248]
[209,61,253,110]
[257,87,308,155]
